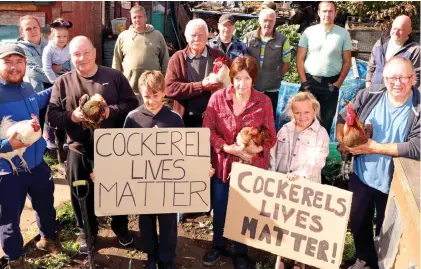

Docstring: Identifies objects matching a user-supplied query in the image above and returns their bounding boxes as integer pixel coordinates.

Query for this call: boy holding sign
[122,70,214,269]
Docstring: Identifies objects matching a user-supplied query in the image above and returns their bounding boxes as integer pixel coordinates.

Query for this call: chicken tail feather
[0,116,15,139]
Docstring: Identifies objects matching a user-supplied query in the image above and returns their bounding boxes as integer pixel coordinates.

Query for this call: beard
[1,70,25,84]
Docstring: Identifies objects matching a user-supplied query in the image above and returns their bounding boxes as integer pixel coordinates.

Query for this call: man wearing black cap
[0,44,60,268]
[208,14,247,60]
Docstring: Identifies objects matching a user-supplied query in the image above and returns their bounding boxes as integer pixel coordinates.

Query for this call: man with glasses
[336,56,420,269]
[112,5,169,105]
[47,36,138,254]
[366,15,420,89]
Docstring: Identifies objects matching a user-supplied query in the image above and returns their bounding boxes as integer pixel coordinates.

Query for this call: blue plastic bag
[275,59,368,141]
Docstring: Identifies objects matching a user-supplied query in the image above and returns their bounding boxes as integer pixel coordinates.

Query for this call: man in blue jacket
[336,56,420,269]
[0,44,60,268]
[366,15,420,89]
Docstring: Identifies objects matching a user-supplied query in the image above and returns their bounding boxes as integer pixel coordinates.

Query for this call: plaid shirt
[207,35,247,60]
[269,119,330,183]
[203,86,276,183]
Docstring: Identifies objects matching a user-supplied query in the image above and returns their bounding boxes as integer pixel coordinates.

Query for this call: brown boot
[5,256,27,269]
[35,236,62,255]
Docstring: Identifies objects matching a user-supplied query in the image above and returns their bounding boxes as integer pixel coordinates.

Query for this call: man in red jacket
[165,18,230,127]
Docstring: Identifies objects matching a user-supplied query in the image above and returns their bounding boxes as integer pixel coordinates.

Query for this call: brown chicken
[337,103,373,178]
[79,93,108,129]
[236,126,271,152]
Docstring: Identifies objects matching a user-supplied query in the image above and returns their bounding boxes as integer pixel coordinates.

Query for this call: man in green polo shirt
[297,1,352,133]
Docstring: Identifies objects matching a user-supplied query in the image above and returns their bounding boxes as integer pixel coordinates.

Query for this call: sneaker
[114,229,134,247]
[79,232,97,254]
[5,256,27,269]
[158,260,177,269]
[35,237,62,255]
[202,246,223,266]
[348,259,371,269]
[233,254,254,269]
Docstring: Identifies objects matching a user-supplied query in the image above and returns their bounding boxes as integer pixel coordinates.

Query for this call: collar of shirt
[139,104,168,118]
[187,46,208,59]
[289,118,322,133]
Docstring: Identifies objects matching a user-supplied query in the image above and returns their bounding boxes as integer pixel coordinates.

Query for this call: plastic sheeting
[275,59,368,141]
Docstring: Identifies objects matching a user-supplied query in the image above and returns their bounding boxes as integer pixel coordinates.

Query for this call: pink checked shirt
[203,86,276,183]
[269,119,330,183]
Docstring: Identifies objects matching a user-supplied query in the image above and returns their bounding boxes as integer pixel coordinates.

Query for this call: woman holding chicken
[202,55,276,269]
[270,91,330,269]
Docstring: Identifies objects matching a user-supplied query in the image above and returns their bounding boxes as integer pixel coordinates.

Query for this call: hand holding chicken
[235,126,271,163]
[0,114,42,174]
[76,93,109,129]
[337,103,373,178]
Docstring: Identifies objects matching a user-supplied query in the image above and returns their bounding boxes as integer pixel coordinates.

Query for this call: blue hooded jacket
[17,38,50,92]
[0,78,51,173]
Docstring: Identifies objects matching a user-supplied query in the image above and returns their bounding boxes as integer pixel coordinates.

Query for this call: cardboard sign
[94,128,211,216]
[224,163,353,269]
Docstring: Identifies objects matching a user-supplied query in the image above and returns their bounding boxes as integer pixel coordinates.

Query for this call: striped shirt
[259,36,291,68]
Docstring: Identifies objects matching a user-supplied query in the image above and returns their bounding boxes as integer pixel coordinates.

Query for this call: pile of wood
[193,1,291,17]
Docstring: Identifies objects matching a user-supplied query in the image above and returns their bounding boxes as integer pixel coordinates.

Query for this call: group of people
[0,1,419,269]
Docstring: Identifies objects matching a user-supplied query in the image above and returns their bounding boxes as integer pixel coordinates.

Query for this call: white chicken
[208,57,231,89]
[0,114,42,175]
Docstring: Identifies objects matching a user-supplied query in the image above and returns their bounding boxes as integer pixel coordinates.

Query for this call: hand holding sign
[286,172,300,181]
[224,163,352,269]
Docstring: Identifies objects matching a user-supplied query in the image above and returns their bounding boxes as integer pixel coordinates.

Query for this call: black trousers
[139,213,177,262]
[183,114,203,128]
[66,150,128,236]
[264,91,280,120]
[299,73,340,133]
[349,173,388,268]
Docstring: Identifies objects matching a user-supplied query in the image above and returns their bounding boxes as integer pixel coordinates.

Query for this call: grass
[43,153,59,172]
[343,231,356,262]
[255,255,277,269]
[26,201,79,268]
[28,253,72,269]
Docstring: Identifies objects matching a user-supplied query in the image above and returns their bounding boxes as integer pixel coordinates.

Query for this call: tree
[336,1,420,32]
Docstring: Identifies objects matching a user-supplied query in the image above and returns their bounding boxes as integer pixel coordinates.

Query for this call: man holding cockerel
[336,56,420,269]
[47,36,138,254]
[0,44,61,268]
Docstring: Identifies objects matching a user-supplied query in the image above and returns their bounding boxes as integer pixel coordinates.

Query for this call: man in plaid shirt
[207,14,247,60]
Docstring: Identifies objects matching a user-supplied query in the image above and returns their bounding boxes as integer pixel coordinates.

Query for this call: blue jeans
[212,176,248,254]
[0,162,56,260]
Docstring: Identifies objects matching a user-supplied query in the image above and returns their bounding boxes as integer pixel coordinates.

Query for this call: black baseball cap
[0,44,26,59]
[50,19,73,29]
[219,14,235,24]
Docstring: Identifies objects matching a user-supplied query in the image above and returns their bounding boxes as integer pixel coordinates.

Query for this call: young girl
[270,91,330,269]
[42,18,73,150]
[42,18,73,84]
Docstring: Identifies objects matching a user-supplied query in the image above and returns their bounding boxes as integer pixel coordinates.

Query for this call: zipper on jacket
[17,84,39,167]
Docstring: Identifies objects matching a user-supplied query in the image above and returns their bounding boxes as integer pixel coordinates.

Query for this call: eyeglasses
[384,76,412,84]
